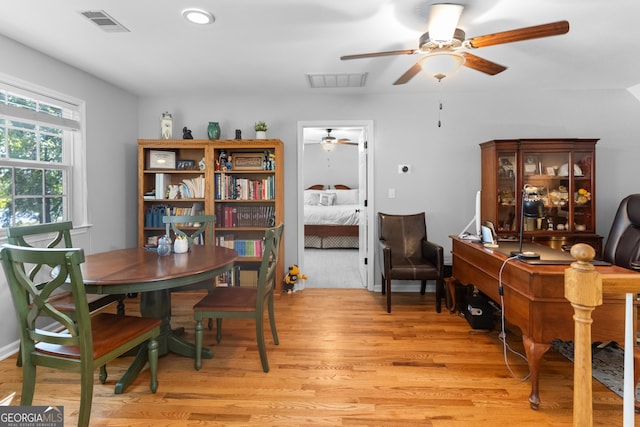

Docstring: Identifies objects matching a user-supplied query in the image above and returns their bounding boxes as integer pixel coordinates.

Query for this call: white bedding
[304,204,359,225]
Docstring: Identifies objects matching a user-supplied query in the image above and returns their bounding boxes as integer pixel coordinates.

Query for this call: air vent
[79,10,130,33]
[306,73,368,89]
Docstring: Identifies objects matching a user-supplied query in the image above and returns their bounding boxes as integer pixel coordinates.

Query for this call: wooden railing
[565,244,640,427]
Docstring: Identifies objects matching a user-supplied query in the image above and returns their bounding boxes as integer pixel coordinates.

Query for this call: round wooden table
[81,245,237,393]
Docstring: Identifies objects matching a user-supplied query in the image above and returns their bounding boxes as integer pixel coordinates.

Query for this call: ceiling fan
[340,3,569,85]
[320,129,357,152]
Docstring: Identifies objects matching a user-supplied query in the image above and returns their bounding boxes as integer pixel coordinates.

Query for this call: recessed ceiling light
[182,8,214,25]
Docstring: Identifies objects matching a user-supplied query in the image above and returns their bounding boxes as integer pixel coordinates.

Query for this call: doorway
[296,120,375,290]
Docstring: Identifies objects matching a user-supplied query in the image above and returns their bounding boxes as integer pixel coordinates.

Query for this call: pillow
[304,190,322,205]
[318,192,336,206]
[334,189,359,205]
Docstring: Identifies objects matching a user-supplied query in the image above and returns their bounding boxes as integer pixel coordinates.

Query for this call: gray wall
[2,31,640,357]
[303,143,359,189]
[0,35,138,356]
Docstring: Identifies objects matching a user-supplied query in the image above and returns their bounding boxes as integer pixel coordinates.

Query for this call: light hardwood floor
[0,289,635,426]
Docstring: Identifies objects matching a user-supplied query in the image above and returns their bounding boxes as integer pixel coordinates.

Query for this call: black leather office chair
[602,194,640,412]
[377,212,444,313]
[602,194,640,271]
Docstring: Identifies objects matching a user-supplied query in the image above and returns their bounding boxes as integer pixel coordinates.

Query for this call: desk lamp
[510,184,545,259]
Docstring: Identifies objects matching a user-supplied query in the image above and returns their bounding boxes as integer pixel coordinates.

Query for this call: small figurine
[183,126,193,139]
[283,264,307,294]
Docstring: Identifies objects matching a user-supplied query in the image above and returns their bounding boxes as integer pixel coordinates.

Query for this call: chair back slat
[1,245,90,358]
[6,222,74,280]
[162,215,216,246]
[256,224,284,305]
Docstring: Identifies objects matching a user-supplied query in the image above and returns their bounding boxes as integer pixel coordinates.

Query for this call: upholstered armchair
[377,212,445,313]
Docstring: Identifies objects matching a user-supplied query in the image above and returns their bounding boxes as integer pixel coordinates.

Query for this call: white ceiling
[2,0,639,97]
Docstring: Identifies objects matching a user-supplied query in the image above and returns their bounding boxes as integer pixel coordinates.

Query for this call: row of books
[215,266,259,287]
[152,174,205,200]
[215,204,275,228]
[215,175,275,200]
[144,203,204,228]
[216,235,265,257]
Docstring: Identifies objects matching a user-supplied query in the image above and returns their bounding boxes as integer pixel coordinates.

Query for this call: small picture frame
[148,150,176,169]
[177,159,196,170]
[232,152,264,170]
[546,167,556,176]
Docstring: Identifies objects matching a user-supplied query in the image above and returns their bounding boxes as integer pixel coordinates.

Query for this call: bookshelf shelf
[138,139,284,289]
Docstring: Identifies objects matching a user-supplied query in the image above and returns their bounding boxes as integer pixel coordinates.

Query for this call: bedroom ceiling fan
[340,3,569,84]
[321,129,357,152]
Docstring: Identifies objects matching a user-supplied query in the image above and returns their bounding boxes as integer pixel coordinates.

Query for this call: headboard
[307,184,324,190]
[334,184,351,190]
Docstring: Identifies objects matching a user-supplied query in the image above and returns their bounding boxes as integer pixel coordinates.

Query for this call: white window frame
[0,73,88,236]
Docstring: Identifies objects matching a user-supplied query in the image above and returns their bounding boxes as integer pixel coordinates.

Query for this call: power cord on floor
[498,255,530,382]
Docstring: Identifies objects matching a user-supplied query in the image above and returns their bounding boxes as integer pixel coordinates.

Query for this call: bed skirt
[304,224,358,249]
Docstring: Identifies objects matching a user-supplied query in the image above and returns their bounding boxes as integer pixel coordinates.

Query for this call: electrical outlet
[398,164,411,174]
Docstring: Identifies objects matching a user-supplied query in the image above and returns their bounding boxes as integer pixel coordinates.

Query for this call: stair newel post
[564,243,602,427]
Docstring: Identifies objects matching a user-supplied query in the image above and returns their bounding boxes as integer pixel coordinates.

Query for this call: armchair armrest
[378,239,392,272]
[422,239,444,276]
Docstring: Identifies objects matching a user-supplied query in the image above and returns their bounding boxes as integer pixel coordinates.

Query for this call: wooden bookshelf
[138,139,284,289]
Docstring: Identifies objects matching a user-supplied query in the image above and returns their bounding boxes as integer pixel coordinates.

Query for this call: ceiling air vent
[79,10,130,33]
[306,73,368,89]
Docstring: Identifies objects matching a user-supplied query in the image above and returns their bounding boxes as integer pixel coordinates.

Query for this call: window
[0,76,86,230]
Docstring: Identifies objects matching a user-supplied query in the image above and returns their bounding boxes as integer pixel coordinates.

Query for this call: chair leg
[255,314,269,372]
[79,360,95,427]
[116,297,125,315]
[194,319,203,371]
[20,361,36,406]
[99,365,107,383]
[208,318,213,330]
[16,346,22,367]
[381,273,386,295]
[386,278,391,313]
[148,337,159,393]
[420,280,427,295]
[268,296,279,345]
[216,319,223,343]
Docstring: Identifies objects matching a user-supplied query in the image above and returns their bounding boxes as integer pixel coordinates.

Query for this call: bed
[304,184,359,249]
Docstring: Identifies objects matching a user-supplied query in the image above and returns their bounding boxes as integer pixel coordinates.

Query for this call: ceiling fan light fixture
[182,8,214,25]
[321,141,337,152]
[427,3,464,43]
[420,52,465,79]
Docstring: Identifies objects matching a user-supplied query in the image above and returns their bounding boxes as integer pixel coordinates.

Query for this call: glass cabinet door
[496,152,517,233]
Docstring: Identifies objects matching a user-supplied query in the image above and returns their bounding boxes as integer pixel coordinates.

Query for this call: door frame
[296,120,375,290]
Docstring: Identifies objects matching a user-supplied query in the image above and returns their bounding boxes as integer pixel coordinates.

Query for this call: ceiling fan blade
[461,52,507,75]
[467,20,569,49]
[393,62,422,85]
[341,49,418,60]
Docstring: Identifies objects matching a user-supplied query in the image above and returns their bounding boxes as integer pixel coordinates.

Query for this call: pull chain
[438,100,443,128]
[435,74,445,128]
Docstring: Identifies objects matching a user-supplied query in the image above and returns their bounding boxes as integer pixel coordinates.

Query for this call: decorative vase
[157,236,172,256]
[207,122,221,140]
[256,130,266,139]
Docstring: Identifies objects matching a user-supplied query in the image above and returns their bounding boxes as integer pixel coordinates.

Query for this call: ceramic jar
[174,237,189,254]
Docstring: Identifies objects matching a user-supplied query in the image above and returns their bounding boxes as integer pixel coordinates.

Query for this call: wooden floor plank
[0,288,636,426]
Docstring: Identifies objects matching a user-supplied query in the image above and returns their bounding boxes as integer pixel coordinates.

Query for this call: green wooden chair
[163,214,217,329]
[7,222,126,367]
[0,244,161,427]
[6,222,126,315]
[193,223,283,372]
[162,214,216,246]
